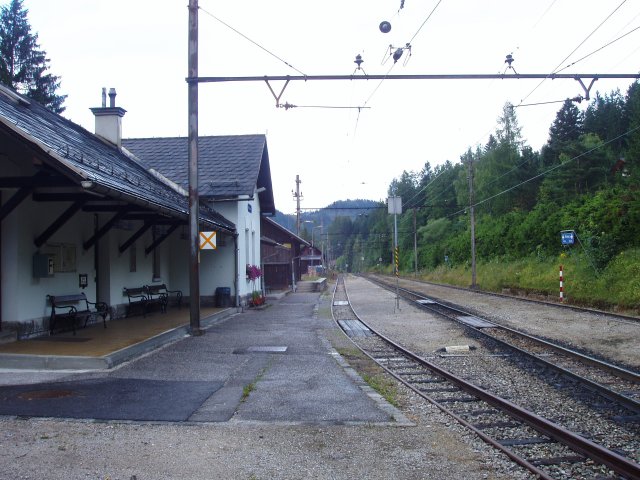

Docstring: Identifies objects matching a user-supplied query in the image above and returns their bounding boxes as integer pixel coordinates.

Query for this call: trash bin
[215,287,231,307]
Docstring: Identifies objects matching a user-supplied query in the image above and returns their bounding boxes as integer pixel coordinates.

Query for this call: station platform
[0,306,230,370]
[0,291,408,425]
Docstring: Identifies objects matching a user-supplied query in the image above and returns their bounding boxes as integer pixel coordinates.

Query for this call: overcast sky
[24,0,640,214]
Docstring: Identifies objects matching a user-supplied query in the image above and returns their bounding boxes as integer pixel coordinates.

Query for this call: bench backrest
[124,287,146,297]
[48,293,89,310]
[145,284,167,295]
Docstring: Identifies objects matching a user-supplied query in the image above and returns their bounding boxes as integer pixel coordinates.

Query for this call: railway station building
[0,85,275,340]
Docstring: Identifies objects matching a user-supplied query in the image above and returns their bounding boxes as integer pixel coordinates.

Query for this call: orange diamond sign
[199,231,217,250]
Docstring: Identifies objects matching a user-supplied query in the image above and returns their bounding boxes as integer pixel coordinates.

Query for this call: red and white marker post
[559,265,564,302]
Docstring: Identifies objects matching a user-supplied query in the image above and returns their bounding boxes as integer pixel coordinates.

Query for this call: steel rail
[367,274,640,413]
[330,277,554,480]
[333,275,640,479]
[371,273,640,324]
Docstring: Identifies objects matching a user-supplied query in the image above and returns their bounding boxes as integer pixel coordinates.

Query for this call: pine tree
[542,99,584,168]
[623,82,640,172]
[495,102,524,151]
[0,0,65,112]
[583,90,627,155]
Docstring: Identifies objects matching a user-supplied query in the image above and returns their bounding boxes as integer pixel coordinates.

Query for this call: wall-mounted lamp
[80,180,94,189]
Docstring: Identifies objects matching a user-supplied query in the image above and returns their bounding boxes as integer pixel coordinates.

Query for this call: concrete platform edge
[327,346,414,426]
[0,308,236,371]
[316,302,414,427]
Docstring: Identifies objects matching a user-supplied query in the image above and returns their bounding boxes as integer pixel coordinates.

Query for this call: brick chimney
[90,87,126,148]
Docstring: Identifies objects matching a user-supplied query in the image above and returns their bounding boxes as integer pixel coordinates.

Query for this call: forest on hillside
[316,81,640,275]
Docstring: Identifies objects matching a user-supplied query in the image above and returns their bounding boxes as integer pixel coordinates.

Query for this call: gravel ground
[0,398,532,480]
[385,275,640,369]
[344,275,640,472]
[0,286,537,480]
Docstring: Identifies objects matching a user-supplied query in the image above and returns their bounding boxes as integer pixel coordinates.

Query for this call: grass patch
[241,366,268,402]
[335,346,401,408]
[362,373,400,407]
[415,248,640,314]
[241,382,255,402]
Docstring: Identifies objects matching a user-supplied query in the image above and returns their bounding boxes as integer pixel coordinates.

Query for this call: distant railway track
[366,274,640,411]
[332,275,640,480]
[370,273,640,324]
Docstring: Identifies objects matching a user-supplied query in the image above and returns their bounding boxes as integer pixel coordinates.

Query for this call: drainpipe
[234,233,240,310]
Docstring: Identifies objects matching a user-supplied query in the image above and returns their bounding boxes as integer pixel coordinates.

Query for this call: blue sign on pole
[561,230,575,245]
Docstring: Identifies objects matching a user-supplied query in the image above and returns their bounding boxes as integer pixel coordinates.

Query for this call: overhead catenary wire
[198,6,307,76]
[519,0,628,106]
[516,98,577,107]
[408,0,443,44]
[532,0,559,30]
[195,3,636,216]
[555,24,640,74]
[444,124,640,220]
[360,0,445,110]
[280,103,370,110]
[466,2,635,181]
[403,166,454,209]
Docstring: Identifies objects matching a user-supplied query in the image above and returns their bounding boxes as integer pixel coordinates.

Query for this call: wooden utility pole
[467,157,477,288]
[293,175,302,234]
[187,0,202,335]
[413,208,418,277]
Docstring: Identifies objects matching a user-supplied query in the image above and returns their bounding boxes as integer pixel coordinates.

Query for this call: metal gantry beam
[189,73,640,83]
[187,73,640,104]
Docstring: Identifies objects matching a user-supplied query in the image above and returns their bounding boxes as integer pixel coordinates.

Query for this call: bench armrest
[87,300,109,314]
[52,305,77,315]
[127,293,148,300]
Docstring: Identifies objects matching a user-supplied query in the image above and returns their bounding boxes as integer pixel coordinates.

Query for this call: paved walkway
[0,292,406,425]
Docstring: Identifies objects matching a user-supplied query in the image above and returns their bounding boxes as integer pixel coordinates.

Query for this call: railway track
[332,275,640,480]
[370,273,640,325]
[366,274,640,412]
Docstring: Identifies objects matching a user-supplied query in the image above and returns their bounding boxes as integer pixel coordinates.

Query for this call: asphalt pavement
[0,291,405,424]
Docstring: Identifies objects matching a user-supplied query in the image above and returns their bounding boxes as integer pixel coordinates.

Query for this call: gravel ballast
[0,282,538,480]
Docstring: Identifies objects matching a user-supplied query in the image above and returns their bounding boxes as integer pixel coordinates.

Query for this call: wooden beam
[0,186,32,222]
[82,204,135,212]
[118,222,152,254]
[145,224,179,255]
[34,200,85,247]
[0,175,70,188]
[122,214,183,224]
[83,207,131,251]
[32,192,97,202]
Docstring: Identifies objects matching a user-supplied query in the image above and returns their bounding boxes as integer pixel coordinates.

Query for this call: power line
[360,0,444,110]
[445,124,640,219]
[555,24,640,74]
[403,166,453,209]
[516,98,574,107]
[198,6,307,76]
[519,0,628,106]
[408,0,444,44]
[532,0,559,29]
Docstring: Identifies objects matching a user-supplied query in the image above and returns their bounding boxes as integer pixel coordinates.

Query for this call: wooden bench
[123,286,165,317]
[47,293,109,335]
[145,284,182,310]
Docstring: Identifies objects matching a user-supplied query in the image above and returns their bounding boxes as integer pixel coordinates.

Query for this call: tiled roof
[263,217,310,246]
[123,135,276,214]
[0,86,235,233]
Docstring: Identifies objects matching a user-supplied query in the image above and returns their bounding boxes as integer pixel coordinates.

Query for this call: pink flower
[247,264,262,281]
